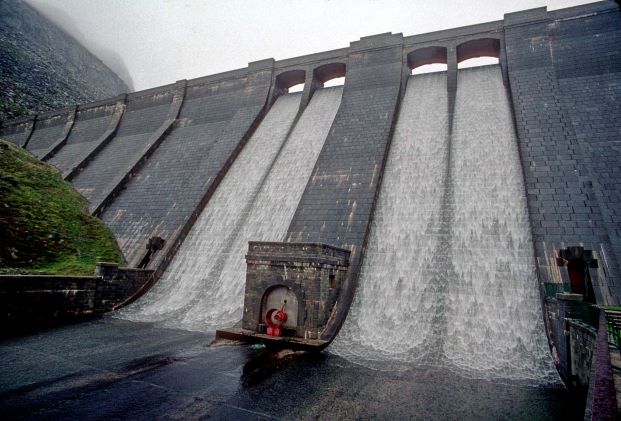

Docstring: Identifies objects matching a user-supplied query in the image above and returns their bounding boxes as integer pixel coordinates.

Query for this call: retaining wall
[504,3,621,305]
[0,263,152,332]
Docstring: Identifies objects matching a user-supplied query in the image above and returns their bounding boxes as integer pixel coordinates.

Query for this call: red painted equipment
[265,304,288,337]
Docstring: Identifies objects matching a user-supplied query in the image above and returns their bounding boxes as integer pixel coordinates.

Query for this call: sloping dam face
[119,65,557,384]
[331,66,558,383]
[120,87,344,330]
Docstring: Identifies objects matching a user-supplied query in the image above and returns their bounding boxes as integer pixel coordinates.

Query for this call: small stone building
[242,242,350,340]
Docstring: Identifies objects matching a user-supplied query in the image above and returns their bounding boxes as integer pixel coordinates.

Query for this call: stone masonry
[242,242,350,339]
[0,1,619,328]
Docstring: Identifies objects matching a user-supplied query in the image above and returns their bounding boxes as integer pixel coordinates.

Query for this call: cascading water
[119,93,302,329]
[332,66,558,383]
[444,65,556,381]
[183,87,343,327]
[331,72,450,366]
[119,87,343,331]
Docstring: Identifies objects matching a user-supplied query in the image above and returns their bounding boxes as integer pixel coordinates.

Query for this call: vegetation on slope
[0,140,125,275]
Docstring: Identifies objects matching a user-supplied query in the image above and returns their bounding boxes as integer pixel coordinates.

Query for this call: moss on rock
[0,139,125,275]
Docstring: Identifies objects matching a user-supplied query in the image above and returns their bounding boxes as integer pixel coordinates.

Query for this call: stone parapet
[0,263,153,333]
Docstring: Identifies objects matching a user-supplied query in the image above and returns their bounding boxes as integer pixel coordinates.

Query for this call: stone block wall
[0,263,153,332]
[285,33,405,340]
[0,275,98,330]
[242,242,350,339]
[93,262,155,311]
[569,319,597,388]
[546,293,598,387]
[504,2,621,305]
[0,116,35,147]
[69,84,178,213]
[24,108,75,160]
[550,6,621,299]
[100,63,273,269]
[47,97,125,177]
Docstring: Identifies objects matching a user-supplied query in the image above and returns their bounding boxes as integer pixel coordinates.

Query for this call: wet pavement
[0,317,585,420]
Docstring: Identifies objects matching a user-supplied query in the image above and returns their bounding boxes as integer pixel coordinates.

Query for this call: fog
[27,0,593,92]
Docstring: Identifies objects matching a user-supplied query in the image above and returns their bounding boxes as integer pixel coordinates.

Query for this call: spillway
[444,65,555,381]
[333,66,557,383]
[183,87,343,328]
[120,87,343,330]
[119,93,302,328]
[331,72,450,366]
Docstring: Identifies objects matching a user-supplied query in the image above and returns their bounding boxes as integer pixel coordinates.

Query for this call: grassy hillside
[0,140,125,275]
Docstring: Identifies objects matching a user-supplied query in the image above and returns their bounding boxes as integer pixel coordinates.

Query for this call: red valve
[265,304,288,337]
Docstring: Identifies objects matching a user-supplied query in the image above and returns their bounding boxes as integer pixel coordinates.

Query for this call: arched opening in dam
[456,38,500,69]
[409,45,448,75]
[331,38,558,384]
[5,2,621,416]
[261,285,299,330]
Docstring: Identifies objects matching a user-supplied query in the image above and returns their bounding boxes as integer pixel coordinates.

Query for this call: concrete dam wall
[1,1,620,382]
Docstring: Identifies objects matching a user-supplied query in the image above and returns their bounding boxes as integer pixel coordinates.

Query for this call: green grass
[0,139,125,275]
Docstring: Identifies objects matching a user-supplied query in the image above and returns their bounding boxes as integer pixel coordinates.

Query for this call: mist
[26,0,593,92]
[24,1,134,90]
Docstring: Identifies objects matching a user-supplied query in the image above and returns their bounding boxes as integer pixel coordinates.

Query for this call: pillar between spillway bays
[21,114,37,150]
[299,72,321,115]
[446,44,458,133]
[41,105,78,162]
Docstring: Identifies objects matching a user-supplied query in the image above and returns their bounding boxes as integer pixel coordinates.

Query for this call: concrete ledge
[0,263,154,334]
[215,327,327,351]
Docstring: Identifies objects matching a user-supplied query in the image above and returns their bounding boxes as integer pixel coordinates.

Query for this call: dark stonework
[100,62,273,271]
[503,3,621,306]
[0,263,153,332]
[0,116,36,147]
[69,83,179,214]
[585,311,618,420]
[285,33,404,341]
[47,96,126,178]
[545,293,598,389]
[24,107,76,160]
[242,242,349,339]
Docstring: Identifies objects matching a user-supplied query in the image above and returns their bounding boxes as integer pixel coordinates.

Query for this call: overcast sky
[27,0,594,91]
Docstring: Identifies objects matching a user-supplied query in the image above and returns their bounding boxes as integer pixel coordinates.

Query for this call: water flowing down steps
[332,66,558,383]
[119,87,343,330]
[331,71,450,366]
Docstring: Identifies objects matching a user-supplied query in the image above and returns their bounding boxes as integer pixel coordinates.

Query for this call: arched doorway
[557,246,598,304]
[260,286,299,329]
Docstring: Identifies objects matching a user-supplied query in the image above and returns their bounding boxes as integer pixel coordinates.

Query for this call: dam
[1,1,620,418]
[332,66,556,383]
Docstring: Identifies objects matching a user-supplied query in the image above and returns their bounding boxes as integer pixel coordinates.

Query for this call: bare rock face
[0,0,129,121]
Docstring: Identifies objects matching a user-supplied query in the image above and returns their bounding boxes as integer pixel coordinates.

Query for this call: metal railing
[543,282,571,298]
[604,309,621,351]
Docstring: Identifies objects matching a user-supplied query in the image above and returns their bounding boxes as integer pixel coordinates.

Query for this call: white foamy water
[119,88,343,331]
[331,72,450,366]
[184,87,343,328]
[332,66,557,384]
[443,66,556,381]
[119,93,302,328]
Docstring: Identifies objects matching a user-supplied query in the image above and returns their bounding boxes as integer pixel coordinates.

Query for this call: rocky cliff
[0,0,130,121]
